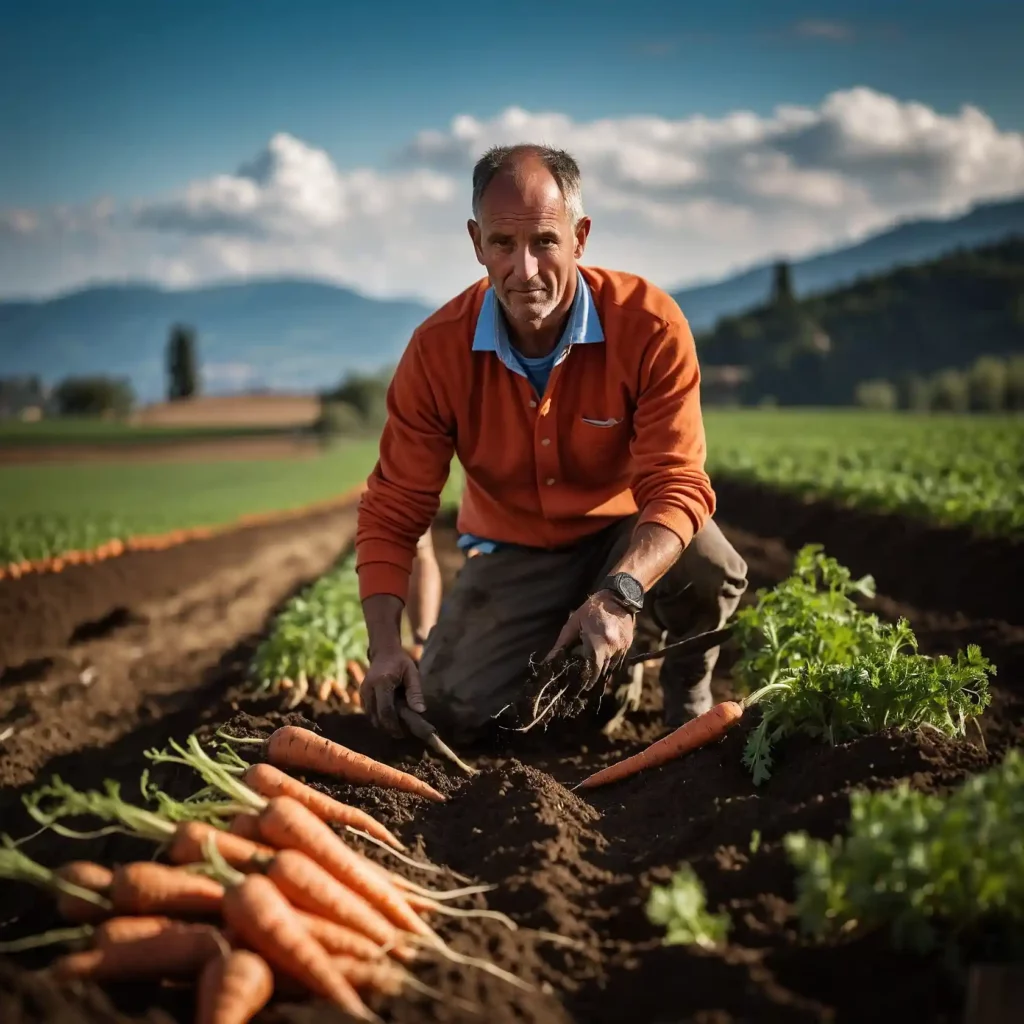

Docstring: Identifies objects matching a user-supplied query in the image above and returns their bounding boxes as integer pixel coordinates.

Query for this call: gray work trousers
[418,516,748,743]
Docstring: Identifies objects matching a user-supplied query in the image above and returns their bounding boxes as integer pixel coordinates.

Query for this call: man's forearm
[607,522,683,592]
[363,594,406,658]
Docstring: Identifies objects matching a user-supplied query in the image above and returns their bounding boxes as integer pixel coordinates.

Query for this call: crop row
[704,410,1024,536]
[638,543,1017,968]
[0,442,379,568]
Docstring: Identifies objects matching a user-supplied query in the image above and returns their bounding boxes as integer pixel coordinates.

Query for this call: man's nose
[514,245,539,283]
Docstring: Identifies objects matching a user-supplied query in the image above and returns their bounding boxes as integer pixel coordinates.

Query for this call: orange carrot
[254,848,403,948]
[346,660,366,686]
[221,873,373,1021]
[295,909,415,963]
[54,862,113,923]
[334,954,415,996]
[109,862,225,916]
[241,762,405,850]
[168,820,275,870]
[196,949,274,1024]
[576,701,745,789]
[226,813,264,842]
[52,921,224,980]
[94,915,176,946]
[261,726,445,802]
[256,796,431,937]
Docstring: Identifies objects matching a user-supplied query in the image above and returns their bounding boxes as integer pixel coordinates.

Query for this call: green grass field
[0,440,380,563]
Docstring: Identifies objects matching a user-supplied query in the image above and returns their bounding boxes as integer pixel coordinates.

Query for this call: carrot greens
[785,749,1024,958]
[732,547,993,785]
[646,865,730,950]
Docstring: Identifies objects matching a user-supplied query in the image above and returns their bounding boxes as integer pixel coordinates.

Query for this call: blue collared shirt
[458,270,605,555]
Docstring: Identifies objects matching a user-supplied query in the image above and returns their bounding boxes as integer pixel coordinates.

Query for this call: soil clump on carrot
[0,503,1022,1022]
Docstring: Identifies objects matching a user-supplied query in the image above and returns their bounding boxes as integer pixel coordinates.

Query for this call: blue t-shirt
[513,347,560,397]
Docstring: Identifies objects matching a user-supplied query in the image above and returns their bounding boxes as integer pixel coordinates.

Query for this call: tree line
[855,353,1024,412]
[698,238,1024,408]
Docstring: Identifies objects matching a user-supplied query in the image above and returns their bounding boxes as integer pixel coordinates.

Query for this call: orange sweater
[355,266,715,601]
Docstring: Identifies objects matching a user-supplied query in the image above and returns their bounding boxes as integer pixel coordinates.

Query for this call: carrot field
[0,410,1021,1024]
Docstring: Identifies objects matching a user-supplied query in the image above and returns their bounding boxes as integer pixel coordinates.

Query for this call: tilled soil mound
[0,497,1021,1024]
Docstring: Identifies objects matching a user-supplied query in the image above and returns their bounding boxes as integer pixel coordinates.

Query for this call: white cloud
[0,209,38,236]
[2,87,1023,302]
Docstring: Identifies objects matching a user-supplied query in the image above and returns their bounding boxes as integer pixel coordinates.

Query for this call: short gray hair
[471,144,585,226]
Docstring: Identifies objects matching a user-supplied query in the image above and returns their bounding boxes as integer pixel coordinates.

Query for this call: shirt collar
[471,269,605,358]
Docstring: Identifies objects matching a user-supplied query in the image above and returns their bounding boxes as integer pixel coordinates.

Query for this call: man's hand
[360,646,427,738]
[546,591,635,683]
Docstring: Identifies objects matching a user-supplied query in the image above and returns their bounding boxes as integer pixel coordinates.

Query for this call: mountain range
[1,195,1022,400]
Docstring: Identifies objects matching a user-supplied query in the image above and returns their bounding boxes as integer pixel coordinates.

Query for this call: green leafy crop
[731,544,879,695]
[734,546,993,785]
[248,552,367,706]
[646,865,731,950]
[785,749,1024,958]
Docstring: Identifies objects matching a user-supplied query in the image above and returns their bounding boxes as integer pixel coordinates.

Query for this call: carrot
[346,660,366,687]
[334,954,415,996]
[577,683,794,789]
[54,862,113,922]
[240,762,405,850]
[94,915,177,946]
[221,873,374,1021]
[168,820,275,870]
[248,726,445,802]
[109,862,225,916]
[196,949,274,1024]
[52,921,224,980]
[254,847,404,949]
[295,909,415,964]
[256,796,431,937]
[227,813,264,842]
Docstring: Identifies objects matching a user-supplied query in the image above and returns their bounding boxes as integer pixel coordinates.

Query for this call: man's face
[468,162,591,331]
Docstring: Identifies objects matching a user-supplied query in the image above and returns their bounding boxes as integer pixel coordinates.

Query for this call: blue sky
[2,0,1022,300]
[4,0,1023,207]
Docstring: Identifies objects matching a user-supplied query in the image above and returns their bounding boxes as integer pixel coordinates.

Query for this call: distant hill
[698,237,1024,406]
[672,196,1024,330]
[0,280,432,401]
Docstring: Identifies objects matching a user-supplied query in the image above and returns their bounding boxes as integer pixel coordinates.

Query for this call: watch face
[618,574,643,604]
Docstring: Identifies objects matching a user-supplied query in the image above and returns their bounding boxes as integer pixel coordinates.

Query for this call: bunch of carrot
[1,724,521,1023]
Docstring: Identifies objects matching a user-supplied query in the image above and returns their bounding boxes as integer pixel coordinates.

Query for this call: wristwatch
[598,572,645,614]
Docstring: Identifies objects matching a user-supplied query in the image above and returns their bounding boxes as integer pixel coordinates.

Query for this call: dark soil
[0,493,1022,1024]
[711,477,1024,626]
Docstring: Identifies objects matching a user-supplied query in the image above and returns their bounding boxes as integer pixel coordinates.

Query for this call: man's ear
[573,216,592,260]
[467,219,485,265]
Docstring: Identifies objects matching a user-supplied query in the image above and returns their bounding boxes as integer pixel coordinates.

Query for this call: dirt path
[0,493,1021,1024]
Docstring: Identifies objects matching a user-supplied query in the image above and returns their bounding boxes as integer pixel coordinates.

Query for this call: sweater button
[541,438,550,446]
[546,477,555,486]
[529,400,538,408]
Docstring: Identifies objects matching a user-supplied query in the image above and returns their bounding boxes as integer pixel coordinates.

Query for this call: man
[355,144,748,742]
